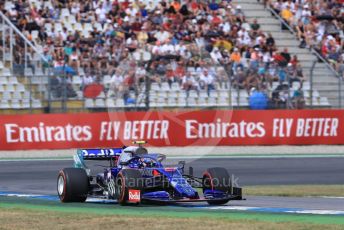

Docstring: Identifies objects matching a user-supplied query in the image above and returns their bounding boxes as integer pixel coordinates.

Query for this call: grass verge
[244,185,344,197]
[0,206,343,230]
[1,196,344,229]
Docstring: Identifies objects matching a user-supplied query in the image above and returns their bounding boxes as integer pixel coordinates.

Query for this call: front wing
[141,187,243,204]
[141,194,242,204]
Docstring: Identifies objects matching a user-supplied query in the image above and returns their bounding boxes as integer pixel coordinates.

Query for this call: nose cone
[170,171,197,198]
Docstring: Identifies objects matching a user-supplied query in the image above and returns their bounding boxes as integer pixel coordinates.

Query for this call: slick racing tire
[202,167,231,205]
[57,168,89,202]
[116,169,143,205]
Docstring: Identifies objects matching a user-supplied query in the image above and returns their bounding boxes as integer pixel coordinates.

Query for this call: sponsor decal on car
[141,169,153,177]
[128,189,141,203]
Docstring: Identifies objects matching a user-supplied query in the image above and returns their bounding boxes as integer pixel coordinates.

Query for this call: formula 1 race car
[57,141,242,205]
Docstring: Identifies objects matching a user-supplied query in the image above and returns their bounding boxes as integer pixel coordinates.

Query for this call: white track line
[1,192,344,215]
[205,206,344,215]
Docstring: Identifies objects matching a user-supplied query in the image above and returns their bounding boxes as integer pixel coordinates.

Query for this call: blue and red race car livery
[57,141,242,205]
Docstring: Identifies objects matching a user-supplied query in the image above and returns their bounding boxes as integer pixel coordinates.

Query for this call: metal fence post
[29,74,32,113]
[24,43,27,80]
[310,61,316,108]
[2,19,5,64]
[48,67,52,113]
[286,68,291,109]
[9,27,13,68]
[339,76,342,109]
[145,74,150,111]
[62,65,67,112]
[228,79,231,109]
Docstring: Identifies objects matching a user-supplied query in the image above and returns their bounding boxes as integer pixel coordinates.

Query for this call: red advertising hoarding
[0,110,342,150]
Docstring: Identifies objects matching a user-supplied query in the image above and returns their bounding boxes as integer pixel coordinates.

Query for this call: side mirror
[178,161,185,173]
[188,166,193,177]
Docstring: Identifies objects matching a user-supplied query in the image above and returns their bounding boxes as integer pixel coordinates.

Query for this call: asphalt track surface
[0,157,343,212]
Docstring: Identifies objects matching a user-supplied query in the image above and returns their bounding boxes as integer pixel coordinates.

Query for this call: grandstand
[0,0,342,113]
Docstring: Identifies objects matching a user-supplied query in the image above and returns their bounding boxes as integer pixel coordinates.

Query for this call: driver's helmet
[135,147,148,155]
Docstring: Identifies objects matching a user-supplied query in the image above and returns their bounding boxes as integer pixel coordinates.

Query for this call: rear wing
[73,148,122,173]
[77,148,123,160]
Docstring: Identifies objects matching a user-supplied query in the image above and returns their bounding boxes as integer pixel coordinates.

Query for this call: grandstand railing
[0,12,54,113]
[308,54,342,108]
[0,11,48,68]
[267,6,341,77]
[267,6,343,108]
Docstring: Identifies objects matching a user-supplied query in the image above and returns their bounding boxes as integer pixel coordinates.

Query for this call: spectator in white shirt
[175,41,187,55]
[135,66,146,84]
[110,72,124,96]
[219,21,231,33]
[182,72,197,93]
[210,47,223,64]
[71,2,80,15]
[195,32,205,49]
[199,70,215,95]
[95,7,107,23]
[81,74,95,90]
[125,6,138,18]
[161,42,175,55]
[301,5,311,21]
[152,41,162,55]
[154,28,171,43]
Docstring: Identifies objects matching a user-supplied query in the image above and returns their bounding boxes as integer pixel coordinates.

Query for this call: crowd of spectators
[270,0,344,78]
[0,0,309,109]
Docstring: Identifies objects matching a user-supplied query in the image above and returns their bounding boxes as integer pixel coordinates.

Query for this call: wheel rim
[117,176,125,202]
[203,175,212,192]
[118,178,123,196]
[108,176,116,198]
[57,175,65,196]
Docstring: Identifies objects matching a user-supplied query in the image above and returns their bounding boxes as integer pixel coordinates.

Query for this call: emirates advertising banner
[0,109,342,150]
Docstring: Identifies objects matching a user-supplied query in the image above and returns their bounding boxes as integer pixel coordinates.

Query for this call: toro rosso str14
[57,141,242,205]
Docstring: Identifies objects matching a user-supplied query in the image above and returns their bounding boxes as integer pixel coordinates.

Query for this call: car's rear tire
[116,169,143,205]
[57,168,89,202]
[202,167,231,205]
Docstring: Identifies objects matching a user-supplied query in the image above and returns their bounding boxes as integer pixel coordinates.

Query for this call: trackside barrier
[0,109,343,150]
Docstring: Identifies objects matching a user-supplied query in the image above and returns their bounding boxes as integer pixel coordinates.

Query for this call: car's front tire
[57,168,89,202]
[202,167,231,205]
